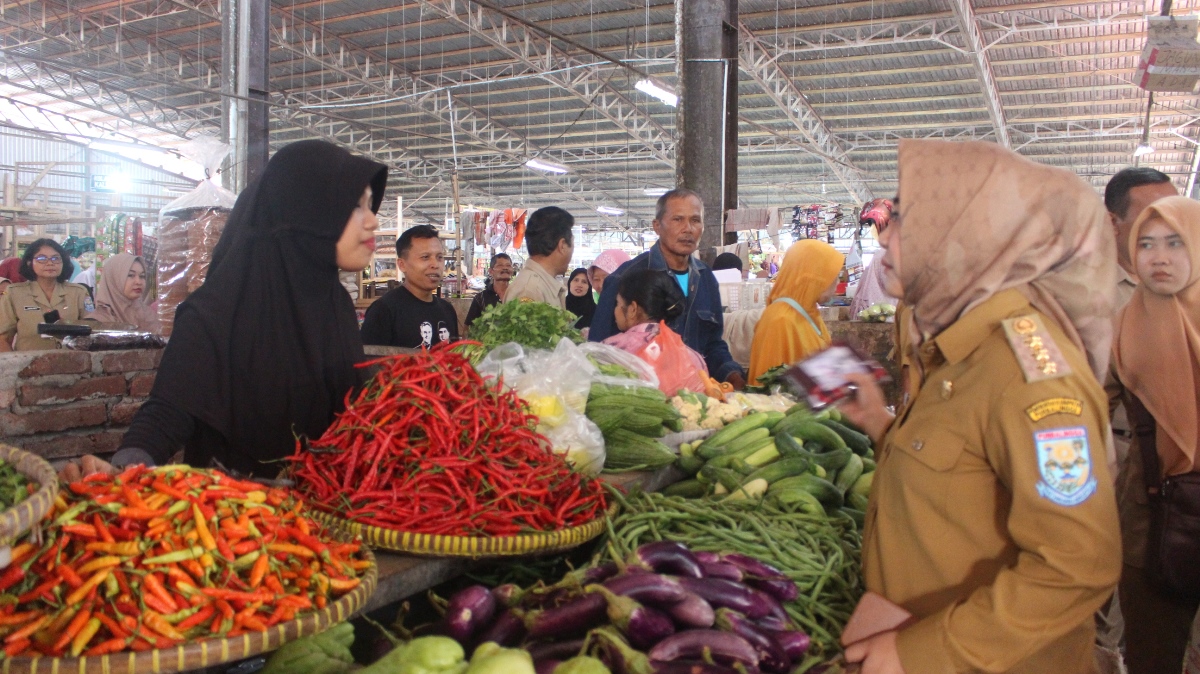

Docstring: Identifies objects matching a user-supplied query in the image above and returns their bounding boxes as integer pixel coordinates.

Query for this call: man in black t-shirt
[361,225,459,348]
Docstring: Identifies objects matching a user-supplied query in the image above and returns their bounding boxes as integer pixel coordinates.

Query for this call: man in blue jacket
[589,188,747,389]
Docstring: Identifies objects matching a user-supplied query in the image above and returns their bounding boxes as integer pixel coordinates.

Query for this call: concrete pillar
[220,0,270,193]
[676,0,738,258]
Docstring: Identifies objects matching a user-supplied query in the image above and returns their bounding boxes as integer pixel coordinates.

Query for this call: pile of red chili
[289,346,608,536]
[0,466,369,658]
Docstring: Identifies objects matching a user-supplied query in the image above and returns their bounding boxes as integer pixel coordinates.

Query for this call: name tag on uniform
[22,306,39,311]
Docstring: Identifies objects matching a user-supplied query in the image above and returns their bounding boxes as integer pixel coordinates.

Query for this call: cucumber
[811,464,827,478]
[784,402,812,417]
[770,410,815,438]
[839,506,865,529]
[665,417,684,433]
[835,454,865,494]
[847,492,870,511]
[728,458,754,476]
[818,419,872,456]
[785,474,843,508]
[675,455,705,476]
[722,428,772,455]
[851,471,874,498]
[762,410,786,431]
[713,483,728,496]
[699,465,745,492]
[663,479,709,498]
[825,407,844,423]
[791,445,853,474]
[791,420,849,453]
[703,436,775,469]
[604,429,676,471]
[774,432,806,459]
[725,478,769,501]
[695,413,770,458]
[743,457,810,486]
[862,457,876,473]
[743,441,780,468]
[679,442,694,458]
[769,486,825,516]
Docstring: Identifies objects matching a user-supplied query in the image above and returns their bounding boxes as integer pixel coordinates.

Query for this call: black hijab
[565,267,596,329]
[151,140,387,476]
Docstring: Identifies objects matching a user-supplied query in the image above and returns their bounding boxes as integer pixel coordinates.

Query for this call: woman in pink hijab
[91,253,161,333]
[587,249,630,302]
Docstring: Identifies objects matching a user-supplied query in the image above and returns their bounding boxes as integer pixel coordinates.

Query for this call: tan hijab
[92,253,161,333]
[1114,196,1200,475]
[897,139,1117,380]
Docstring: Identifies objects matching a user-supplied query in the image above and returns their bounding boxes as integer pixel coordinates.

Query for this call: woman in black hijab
[565,267,596,329]
[62,140,387,480]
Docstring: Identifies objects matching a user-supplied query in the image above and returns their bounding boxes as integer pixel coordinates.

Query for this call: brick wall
[0,349,162,463]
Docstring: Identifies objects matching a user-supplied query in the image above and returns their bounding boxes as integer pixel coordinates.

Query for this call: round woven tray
[311,504,616,558]
[0,547,377,674]
[0,444,58,547]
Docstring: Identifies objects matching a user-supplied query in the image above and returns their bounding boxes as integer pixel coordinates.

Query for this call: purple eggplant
[764,629,811,661]
[694,551,721,564]
[602,573,688,605]
[629,541,704,578]
[676,577,773,619]
[650,662,745,674]
[745,577,798,603]
[525,592,608,640]
[754,612,790,632]
[755,590,789,626]
[475,608,526,647]
[719,554,787,581]
[583,562,621,583]
[441,585,497,643]
[590,586,676,649]
[526,639,587,662]
[714,609,790,673]
[648,630,759,667]
[664,592,715,628]
[591,626,655,674]
[536,660,563,674]
[699,562,743,582]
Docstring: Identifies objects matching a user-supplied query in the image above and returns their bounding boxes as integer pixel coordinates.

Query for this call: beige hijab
[1114,196,1200,475]
[897,139,1117,381]
[92,253,161,333]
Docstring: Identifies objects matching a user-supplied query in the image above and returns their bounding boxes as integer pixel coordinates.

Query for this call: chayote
[554,655,612,674]
[465,642,535,674]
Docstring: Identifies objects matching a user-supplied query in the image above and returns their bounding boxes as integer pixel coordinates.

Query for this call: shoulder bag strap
[772,298,823,337]
[1126,394,1163,496]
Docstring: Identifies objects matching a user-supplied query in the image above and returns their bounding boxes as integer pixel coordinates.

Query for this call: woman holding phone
[839,140,1120,674]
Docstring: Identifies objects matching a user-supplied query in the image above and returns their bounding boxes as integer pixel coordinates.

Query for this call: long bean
[601,487,862,660]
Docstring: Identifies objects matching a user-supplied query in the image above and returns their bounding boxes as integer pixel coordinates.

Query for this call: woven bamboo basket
[0,547,377,674]
[311,503,616,558]
[0,444,58,548]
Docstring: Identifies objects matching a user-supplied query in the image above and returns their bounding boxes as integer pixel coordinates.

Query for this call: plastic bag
[541,413,606,477]
[577,341,659,390]
[605,322,708,397]
[157,136,237,336]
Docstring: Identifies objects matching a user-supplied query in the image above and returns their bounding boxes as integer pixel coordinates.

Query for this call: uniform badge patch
[1034,427,1097,507]
[1026,398,1083,422]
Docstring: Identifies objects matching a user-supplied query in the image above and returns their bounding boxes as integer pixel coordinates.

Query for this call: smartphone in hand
[782,342,889,410]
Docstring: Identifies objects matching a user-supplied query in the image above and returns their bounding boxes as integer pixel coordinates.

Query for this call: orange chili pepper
[85,637,127,656]
[57,564,83,589]
[4,614,48,644]
[3,638,28,657]
[51,602,92,652]
[117,507,165,520]
[248,554,269,589]
[141,573,179,613]
[65,569,110,606]
[142,611,185,641]
[92,514,115,543]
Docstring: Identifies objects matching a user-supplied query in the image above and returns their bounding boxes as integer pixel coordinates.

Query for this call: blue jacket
[588,244,743,382]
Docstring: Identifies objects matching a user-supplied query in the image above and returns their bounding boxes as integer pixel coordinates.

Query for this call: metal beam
[949,0,1010,147]
[738,23,873,203]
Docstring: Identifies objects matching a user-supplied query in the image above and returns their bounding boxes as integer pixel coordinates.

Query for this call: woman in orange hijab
[747,240,843,382]
[1111,195,1200,674]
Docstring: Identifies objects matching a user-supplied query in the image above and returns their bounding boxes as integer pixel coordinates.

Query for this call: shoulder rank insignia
[1001,315,1072,383]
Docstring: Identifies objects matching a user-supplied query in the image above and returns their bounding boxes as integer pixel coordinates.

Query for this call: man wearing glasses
[0,238,96,352]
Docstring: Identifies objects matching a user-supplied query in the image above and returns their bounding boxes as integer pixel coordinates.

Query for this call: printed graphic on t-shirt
[420,322,433,347]
[438,323,450,343]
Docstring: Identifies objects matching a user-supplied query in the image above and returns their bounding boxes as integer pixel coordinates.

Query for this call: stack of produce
[604,490,862,661]
[291,348,608,537]
[0,466,370,658]
[585,383,681,472]
[671,406,875,519]
[436,541,813,673]
[264,629,555,674]
[465,300,583,363]
[0,459,35,510]
[669,391,744,432]
[857,303,897,323]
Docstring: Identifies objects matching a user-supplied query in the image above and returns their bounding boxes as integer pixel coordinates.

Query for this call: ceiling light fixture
[643,187,669,197]
[596,206,625,216]
[1134,142,1156,157]
[524,158,569,173]
[635,79,678,107]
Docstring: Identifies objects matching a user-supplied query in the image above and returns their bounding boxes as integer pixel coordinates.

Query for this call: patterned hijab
[897,139,1117,380]
[92,253,160,333]
[1114,196,1200,475]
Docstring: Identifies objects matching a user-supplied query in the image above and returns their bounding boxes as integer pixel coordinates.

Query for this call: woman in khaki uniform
[0,238,94,352]
[841,140,1121,674]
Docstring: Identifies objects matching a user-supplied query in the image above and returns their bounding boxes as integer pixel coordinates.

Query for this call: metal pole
[245,0,270,185]
[219,0,240,192]
[676,0,738,261]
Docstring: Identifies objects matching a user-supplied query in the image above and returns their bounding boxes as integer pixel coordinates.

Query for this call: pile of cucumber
[586,383,683,472]
[666,406,876,523]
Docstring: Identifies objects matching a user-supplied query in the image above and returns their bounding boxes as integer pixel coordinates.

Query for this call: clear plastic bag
[577,341,660,390]
[156,136,237,336]
[542,413,606,477]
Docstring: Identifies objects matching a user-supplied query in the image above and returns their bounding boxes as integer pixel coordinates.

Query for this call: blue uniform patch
[1035,427,1097,507]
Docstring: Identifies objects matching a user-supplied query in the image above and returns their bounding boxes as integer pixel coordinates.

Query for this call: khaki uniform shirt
[0,281,94,351]
[864,289,1121,674]
[503,259,566,309]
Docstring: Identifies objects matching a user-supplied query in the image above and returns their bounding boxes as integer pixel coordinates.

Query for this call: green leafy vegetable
[0,460,32,511]
[470,299,583,358]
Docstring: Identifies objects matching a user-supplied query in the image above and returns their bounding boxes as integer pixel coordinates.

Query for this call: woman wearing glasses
[0,239,95,351]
